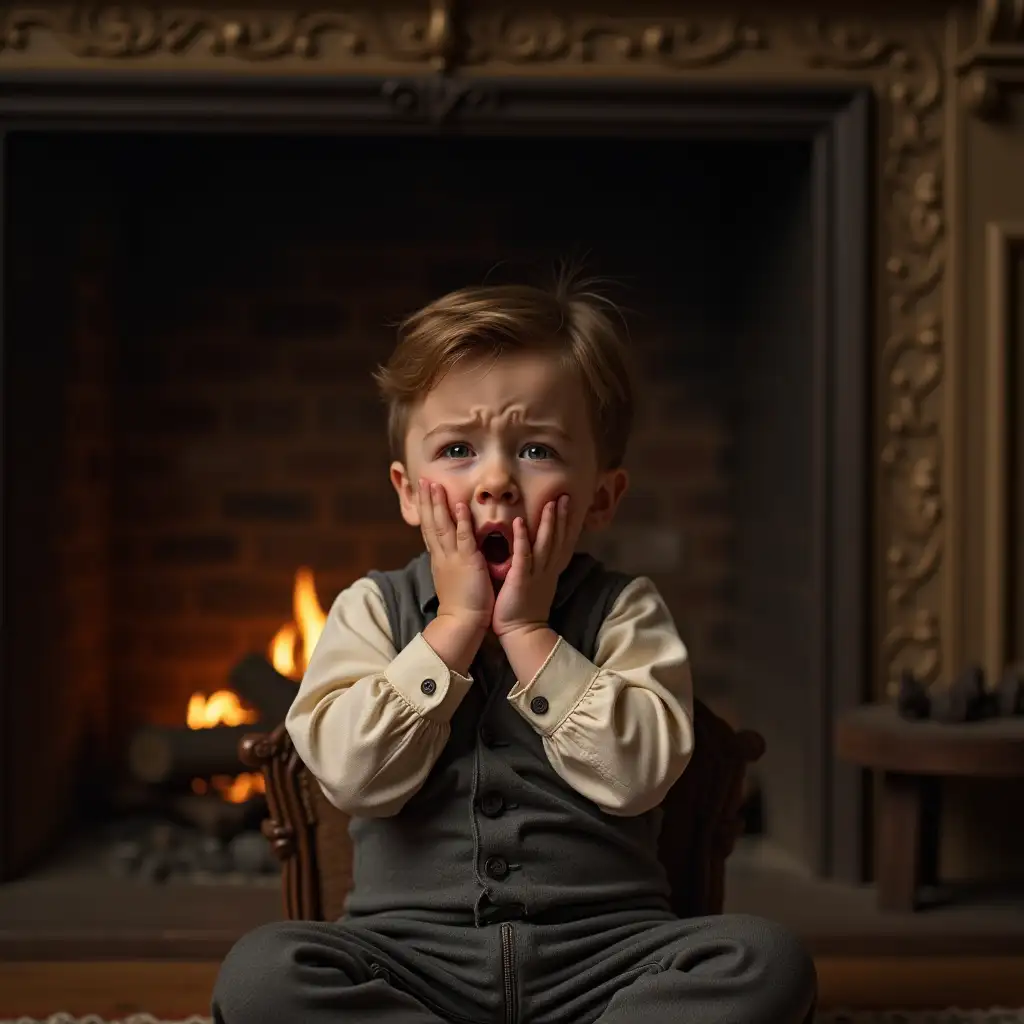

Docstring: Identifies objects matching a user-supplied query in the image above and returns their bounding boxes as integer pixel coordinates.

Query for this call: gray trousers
[212,908,816,1024]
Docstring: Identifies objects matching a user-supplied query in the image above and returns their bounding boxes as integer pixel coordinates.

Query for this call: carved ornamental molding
[805,25,945,694]
[958,0,1024,119]
[0,4,951,694]
[0,6,453,65]
[0,7,773,67]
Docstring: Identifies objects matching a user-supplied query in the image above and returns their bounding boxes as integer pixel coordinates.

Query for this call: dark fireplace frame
[0,73,870,883]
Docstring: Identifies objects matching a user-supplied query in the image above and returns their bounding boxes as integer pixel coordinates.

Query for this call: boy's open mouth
[478,525,513,582]
[481,532,511,564]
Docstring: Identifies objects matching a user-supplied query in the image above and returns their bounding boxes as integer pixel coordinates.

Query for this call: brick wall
[63,134,739,746]
[60,216,115,772]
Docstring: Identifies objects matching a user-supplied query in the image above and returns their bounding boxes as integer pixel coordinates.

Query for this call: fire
[186,690,258,730]
[268,566,326,679]
[184,690,264,803]
[191,774,264,802]
[182,568,325,804]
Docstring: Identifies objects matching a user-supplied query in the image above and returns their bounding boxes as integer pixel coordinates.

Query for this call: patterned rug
[4,1012,1024,1023]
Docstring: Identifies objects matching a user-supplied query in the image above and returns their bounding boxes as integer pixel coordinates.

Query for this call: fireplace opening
[2,126,849,895]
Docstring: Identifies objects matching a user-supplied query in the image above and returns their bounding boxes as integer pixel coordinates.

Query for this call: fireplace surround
[3,0,1018,919]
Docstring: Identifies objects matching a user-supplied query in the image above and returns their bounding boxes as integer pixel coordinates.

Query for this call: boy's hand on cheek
[417,481,492,675]
[492,495,573,645]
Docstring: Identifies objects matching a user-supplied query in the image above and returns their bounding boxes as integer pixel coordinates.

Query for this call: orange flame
[186,690,258,730]
[191,773,265,802]
[268,566,326,680]
[184,691,263,802]
[183,568,323,804]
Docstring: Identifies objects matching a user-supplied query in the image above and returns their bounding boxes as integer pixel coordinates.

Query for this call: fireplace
[1,5,1023,1001]
[0,80,870,901]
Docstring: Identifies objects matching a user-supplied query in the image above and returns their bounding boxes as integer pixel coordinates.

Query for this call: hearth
[0,81,870,910]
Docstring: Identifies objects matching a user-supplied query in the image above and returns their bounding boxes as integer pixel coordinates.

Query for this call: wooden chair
[240,698,765,921]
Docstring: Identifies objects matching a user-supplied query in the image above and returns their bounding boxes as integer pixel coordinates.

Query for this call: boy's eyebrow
[523,421,572,440]
[422,420,572,441]
[422,420,480,442]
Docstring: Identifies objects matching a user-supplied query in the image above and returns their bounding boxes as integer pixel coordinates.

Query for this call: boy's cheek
[526,491,585,543]
[421,475,472,516]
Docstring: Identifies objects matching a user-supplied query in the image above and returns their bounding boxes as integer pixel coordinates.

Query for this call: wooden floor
[4,840,1024,1016]
[3,955,1024,1019]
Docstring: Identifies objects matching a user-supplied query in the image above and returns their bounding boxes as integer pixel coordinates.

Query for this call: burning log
[229,653,297,728]
[125,568,322,797]
[128,724,254,786]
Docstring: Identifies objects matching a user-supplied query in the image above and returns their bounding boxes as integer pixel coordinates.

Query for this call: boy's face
[390,351,628,579]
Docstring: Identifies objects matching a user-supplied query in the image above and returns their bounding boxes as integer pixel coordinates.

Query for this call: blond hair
[374,274,634,469]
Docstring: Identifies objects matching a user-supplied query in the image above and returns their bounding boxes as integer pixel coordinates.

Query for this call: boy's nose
[474,462,520,506]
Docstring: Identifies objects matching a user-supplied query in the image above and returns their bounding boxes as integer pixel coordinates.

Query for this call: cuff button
[529,696,549,715]
[421,678,437,696]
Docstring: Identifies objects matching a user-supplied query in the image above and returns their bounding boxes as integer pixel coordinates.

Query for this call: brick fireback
[41,131,801,747]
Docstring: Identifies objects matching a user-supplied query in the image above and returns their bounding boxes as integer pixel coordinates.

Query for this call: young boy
[212,278,816,1024]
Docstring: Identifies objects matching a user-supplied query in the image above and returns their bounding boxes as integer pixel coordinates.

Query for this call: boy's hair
[374,273,634,469]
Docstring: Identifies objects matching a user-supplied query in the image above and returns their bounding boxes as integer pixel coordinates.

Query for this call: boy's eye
[440,443,473,459]
[520,443,553,461]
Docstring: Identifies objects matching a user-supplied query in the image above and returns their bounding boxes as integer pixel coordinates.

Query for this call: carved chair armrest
[240,724,324,920]
[718,729,767,856]
[698,727,765,914]
[660,704,765,918]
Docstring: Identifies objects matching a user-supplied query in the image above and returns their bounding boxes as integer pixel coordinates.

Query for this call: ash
[98,794,280,886]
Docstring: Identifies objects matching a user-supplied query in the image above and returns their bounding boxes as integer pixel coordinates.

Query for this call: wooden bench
[835,703,1024,912]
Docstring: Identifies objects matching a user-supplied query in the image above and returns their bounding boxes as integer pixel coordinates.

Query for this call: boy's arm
[285,576,476,818]
[505,577,694,817]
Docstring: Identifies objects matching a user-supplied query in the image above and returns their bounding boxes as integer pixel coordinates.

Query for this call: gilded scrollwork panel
[0,6,457,67]
[800,21,947,691]
[458,14,764,67]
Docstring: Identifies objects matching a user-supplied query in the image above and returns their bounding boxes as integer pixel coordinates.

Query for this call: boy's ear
[584,468,629,531]
[389,461,421,527]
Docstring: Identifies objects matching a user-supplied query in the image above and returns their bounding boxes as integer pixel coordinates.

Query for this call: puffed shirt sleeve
[285,576,474,819]
[506,576,694,817]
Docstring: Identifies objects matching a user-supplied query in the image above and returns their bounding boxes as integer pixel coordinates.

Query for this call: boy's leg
[592,913,817,1024]
[212,916,500,1024]
[523,910,816,1024]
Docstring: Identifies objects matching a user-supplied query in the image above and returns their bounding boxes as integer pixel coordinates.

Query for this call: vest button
[484,855,510,881]
[420,678,437,696]
[479,726,496,747]
[530,695,549,715]
[479,792,505,818]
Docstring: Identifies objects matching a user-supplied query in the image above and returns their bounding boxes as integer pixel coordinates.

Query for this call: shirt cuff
[385,632,473,722]
[507,636,599,737]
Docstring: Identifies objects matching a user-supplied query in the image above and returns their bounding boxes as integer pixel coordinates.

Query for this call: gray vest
[344,552,673,925]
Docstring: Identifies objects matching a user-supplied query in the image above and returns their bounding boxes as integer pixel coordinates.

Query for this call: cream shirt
[286,574,694,821]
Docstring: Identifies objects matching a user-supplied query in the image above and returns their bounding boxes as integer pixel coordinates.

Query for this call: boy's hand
[418,480,494,634]
[492,495,573,640]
